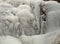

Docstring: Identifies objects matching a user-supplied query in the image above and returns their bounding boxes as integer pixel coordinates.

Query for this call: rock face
[46,0,60,3]
[54,0,60,2]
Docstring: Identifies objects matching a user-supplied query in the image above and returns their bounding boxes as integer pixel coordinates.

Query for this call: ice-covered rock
[18,5,31,12]
[0,15,21,37]
[44,1,60,13]
[5,0,31,7]
[46,10,60,33]
[16,9,38,35]
[0,2,15,16]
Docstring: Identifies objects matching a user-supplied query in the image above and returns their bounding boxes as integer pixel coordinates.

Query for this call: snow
[0,35,22,44]
[19,30,60,44]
